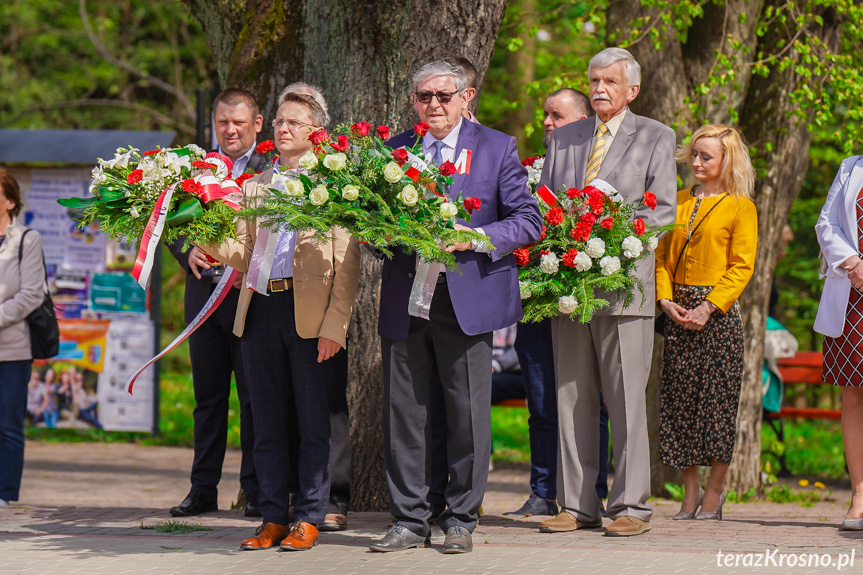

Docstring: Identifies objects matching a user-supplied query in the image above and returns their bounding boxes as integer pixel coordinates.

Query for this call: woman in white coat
[815,155,863,531]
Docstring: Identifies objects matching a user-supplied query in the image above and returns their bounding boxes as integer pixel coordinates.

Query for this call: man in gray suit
[537,47,676,537]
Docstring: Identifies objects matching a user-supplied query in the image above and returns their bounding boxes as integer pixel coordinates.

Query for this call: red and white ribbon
[535,185,559,208]
[125,266,239,394]
[132,182,178,289]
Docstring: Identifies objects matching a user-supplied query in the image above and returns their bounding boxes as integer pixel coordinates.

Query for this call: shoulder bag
[18,229,60,359]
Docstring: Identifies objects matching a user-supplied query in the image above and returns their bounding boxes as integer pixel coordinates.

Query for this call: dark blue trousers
[242,290,331,526]
[0,360,31,502]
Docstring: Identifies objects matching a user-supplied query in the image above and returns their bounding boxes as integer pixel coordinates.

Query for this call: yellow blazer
[201,169,361,347]
[655,187,758,313]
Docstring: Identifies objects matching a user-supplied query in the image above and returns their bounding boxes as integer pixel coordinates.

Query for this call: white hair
[412,60,468,92]
[278,82,330,126]
[588,47,641,86]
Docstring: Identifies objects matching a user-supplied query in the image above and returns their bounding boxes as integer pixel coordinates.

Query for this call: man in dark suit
[369,60,542,554]
[168,89,270,518]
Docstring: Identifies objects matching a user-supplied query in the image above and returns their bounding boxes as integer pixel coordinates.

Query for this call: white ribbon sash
[408,260,445,319]
[126,266,239,394]
[131,182,177,289]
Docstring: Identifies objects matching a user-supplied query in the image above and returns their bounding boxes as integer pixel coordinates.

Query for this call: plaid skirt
[823,287,863,386]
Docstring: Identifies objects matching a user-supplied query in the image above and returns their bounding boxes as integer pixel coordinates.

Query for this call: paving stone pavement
[1,441,862,574]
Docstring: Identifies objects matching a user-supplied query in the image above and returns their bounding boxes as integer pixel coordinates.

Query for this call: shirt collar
[594,107,627,138]
[422,117,464,151]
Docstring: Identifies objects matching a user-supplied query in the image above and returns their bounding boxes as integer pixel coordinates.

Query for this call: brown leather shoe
[319,512,347,531]
[539,510,603,533]
[279,520,319,551]
[605,516,651,537]
[240,522,289,550]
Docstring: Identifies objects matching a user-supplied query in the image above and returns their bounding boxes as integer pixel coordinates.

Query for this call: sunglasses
[415,90,462,104]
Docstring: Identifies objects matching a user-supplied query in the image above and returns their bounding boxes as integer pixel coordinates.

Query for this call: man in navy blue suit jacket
[369,60,541,555]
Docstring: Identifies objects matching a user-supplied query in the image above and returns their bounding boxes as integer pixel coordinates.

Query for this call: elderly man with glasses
[369,59,542,554]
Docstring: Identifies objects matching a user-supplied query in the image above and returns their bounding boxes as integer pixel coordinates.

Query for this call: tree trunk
[184,0,508,511]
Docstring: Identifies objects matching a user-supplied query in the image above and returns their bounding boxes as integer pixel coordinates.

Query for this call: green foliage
[140,520,212,533]
[664,482,685,501]
[490,406,531,463]
[0,0,216,139]
[762,418,847,479]
[726,488,759,503]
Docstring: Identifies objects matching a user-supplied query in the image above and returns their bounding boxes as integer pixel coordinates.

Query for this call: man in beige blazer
[201,157,360,550]
[537,47,677,537]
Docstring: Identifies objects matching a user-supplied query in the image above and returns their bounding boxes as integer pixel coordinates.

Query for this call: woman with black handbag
[655,125,758,522]
[0,168,45,507]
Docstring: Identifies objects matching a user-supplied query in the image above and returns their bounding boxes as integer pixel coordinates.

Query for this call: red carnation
[142,150,159,156]
[588,196,604,215]
[522,156,540,167]
[571,222,592,242]
[513,248,530,266]
[255,140,275,154]
[566,187,582,199]
[601,218,614,230]
[391,148,409,164]
[540,249,550,256]
[634,218,646,236]
[643,191,657,210]
[562,248,579,268]
[414,122,430,137]
[309,129,329,145]
[181,178,202,194]
[377,125,391,140]
[545,206,565,226]
[439,161,457,177]
[351,122,373,137]
[464,197,482,214]
[126,169,143,184]
[583,186,604,198]
[235,173,254,186]
[540,225,547,240]
[581,213,596,226]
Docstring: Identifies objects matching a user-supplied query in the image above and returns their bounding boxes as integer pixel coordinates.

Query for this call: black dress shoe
[244,493,262,517]
[443,526,473,554]
[503,493,559,517]
[170,491,218,517]
[369,525,431,552]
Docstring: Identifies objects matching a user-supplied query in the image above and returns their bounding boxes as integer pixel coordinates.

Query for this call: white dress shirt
[422,118,463,166]
[218,145,256,179]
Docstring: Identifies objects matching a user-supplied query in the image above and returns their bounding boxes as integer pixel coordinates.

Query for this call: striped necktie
[432,140,445,166]
[585,123,609,184]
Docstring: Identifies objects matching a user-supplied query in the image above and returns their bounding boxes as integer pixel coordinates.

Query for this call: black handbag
[18,229,60,360]
[655,193,729,335]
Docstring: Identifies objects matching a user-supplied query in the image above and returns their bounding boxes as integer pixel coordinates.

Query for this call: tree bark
[184,0,508,511]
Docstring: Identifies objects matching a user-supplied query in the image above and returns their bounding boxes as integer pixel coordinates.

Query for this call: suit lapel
[449,120,478,200]
[574,120,594,189]
[844,157,863,248]
[598,110,636,181]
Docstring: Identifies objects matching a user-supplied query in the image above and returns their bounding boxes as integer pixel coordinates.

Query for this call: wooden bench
[763,351,842,476]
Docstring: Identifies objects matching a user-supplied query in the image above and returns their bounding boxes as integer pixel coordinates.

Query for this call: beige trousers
[552,315,654,523]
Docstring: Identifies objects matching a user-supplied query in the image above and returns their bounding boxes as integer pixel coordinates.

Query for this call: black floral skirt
[659,284,744,469]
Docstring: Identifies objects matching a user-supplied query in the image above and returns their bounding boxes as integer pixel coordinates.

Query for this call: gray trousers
[552,315,654,523]
[381,281,493,536]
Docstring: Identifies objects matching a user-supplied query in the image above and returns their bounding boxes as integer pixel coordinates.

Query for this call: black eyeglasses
[415,90,462,104]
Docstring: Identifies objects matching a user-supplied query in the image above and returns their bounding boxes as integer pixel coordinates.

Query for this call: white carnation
[599,255,621,276]
[621,235,644,258]
[519,281,531,300]
[574,251,592,272]
[647,236,659,251]
[558,295,579,314]
[539,252,560,274]
[585,237,606,258]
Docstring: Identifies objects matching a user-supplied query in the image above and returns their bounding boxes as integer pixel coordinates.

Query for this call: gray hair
[278,82,330,126]
[547,88,593,118]
[412,60,468,93]
[588,47,641,86]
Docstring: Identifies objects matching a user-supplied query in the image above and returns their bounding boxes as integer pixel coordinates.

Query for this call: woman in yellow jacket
[656,124,758,521]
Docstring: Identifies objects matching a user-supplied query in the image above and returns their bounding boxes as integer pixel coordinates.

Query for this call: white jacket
[814,156,863,337]
[0,217,44,362]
